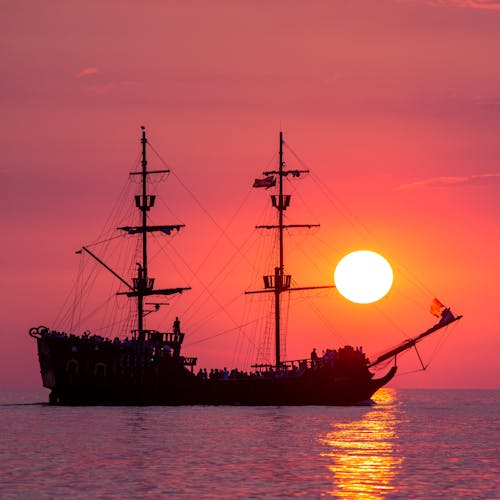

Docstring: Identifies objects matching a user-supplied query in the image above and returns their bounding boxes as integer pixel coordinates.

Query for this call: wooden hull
[35,336,396,406]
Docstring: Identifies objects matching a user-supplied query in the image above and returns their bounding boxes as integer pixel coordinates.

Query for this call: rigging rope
[148,225,260,351]
[283,139,455,350]
[148,139,295,361]
[149,141,270,278]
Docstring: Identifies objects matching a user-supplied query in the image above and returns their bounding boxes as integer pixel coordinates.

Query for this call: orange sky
[2,0,499,388]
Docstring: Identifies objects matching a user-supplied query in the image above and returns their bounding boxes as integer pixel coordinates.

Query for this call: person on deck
[310,348,318,367]
[173,317,181,335]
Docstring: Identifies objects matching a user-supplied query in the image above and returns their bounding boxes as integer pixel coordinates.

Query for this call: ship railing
[252,357,314,371]
[134,329,185,346]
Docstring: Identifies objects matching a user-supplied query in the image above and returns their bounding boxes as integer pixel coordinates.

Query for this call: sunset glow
[1,0,499,389]
[334,251,394,304]
[320,389,401,498]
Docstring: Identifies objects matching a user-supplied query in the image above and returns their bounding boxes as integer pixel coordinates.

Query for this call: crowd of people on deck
[194,344,370,381]
[39,329,175,357]
[41,327,369,378]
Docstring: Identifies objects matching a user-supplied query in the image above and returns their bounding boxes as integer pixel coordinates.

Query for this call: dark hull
[35,336,396,406]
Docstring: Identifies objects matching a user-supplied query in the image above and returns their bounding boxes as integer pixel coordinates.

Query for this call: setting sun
[334,250,393,304]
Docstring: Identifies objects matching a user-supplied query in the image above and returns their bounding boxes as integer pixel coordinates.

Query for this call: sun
[334,250,393,304]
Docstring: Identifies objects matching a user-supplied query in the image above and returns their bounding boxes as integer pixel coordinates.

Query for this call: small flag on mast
[253,175,276,189]
[430,298,445,317]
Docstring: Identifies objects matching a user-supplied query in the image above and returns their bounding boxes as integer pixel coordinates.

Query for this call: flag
[253,175,276,189]
[430,298,445,317]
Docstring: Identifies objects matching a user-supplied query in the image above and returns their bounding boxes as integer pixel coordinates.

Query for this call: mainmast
[125,126,191,340]
[135,126,153,338]
[247,131,334,367]
[140,127,149,280]
[76,127,191,342]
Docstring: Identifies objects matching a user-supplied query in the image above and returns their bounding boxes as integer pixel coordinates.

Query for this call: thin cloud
[456,0,500,8]
[426,0,500,9]
[82,82,114,94]
[398,173,500,190]
[76,67,98,79]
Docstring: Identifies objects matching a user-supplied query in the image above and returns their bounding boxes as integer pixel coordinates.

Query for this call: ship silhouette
[29,127,462,405]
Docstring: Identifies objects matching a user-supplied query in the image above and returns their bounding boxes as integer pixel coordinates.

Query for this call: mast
[138,127,148,337]
[141,127,149,279]
[76,127,191,341]
[130,126,193,340]
[116,127,190,340]
[274,132,284,367]
[246,131,334,367]
[134,127,152,339]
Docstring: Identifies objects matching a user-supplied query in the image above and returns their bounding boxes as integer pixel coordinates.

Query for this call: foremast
[247,132,334,367]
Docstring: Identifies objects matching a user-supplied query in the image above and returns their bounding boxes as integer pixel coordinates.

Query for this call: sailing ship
[29,127,462,405]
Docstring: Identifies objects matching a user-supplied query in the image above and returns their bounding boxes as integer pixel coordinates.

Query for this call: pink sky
[2,0,500,388]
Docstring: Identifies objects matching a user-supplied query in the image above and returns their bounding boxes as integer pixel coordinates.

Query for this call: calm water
[0,388,498,499]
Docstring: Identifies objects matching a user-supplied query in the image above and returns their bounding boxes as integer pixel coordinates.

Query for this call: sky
[2,0,499,388]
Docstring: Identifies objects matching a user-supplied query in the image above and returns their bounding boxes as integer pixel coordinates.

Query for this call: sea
[0,388,498,499]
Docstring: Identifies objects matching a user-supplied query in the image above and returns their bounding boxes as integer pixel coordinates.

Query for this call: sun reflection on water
[319,389,403,498]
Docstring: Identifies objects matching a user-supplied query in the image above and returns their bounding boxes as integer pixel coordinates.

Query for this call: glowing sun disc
[334,250,393,304]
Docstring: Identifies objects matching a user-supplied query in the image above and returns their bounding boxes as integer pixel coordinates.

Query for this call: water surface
[0,388,498,498]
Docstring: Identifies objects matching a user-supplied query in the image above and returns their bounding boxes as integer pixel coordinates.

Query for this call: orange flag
[430,298,445,317]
